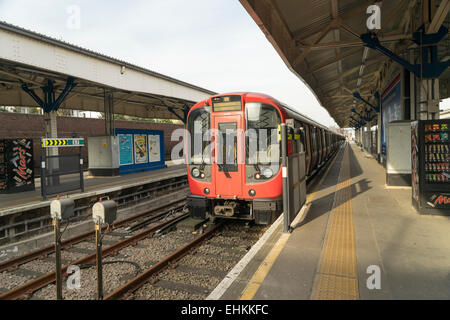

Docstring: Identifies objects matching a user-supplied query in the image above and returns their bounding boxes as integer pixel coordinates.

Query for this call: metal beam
[297,33,413,50]
[293,22,334,66]
[427,0,450,34]
[292,0,373,41]
[306,47,362,74]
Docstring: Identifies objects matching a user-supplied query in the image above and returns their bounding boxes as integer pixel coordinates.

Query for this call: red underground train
[186,92,344,225]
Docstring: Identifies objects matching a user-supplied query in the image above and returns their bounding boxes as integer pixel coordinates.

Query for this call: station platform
[0,161,186,217]
[209,142,450,300]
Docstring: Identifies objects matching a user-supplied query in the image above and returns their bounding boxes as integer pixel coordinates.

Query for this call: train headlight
[191,168,200,178]
[254,173,261,180]
[261,167,273,179]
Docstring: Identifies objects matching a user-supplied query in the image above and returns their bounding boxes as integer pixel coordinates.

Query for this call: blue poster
[381,77,402,156]
[118,134,133,165]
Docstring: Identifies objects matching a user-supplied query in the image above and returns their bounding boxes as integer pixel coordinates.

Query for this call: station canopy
[0,21,215,121]
[239,0,450,127]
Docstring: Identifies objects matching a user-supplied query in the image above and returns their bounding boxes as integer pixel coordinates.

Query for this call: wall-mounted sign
[148,135,161,162]
[0,138,35,193]
[118,134,133,165]
[115,129,166,175]
[134,135,148,164]
[42,138,85,147]
[381,75,402,156]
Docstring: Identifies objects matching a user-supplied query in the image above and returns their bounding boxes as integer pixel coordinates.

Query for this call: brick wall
[0,112,184,169]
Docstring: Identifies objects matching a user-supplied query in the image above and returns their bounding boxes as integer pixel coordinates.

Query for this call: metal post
[45,111,60,187]
[53,218,62,300]
[281,123,290,233]
[41,152,46,200]
[104,89,114,136]
[95,223,103,300]
[79,146,84,193]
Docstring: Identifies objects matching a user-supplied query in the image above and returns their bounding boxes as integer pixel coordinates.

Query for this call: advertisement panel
[0,138,35,193]
[118,134,133,165]
[381,75,402,156]
[148,135,161,162]
[115,129,166,174]
[134,134,148,164]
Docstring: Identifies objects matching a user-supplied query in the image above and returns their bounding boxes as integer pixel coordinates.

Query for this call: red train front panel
[186,93,286,224]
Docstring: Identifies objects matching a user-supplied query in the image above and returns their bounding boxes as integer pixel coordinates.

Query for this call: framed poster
[134,134,148,164]
[381,75,402,156]
[118,134,133,165]
[148,135,161,162]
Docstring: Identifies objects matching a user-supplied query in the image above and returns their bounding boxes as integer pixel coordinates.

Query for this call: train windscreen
[245,102,281,182]
[188,107,212,181]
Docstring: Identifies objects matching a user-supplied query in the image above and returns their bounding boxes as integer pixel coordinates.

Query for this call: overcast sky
[0,1,448,127]
[0,0,342,127]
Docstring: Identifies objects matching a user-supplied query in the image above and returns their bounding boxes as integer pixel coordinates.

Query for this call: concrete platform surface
[0,163,186,216]
[213,142,450,300]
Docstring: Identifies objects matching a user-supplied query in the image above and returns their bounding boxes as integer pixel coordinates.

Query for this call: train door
[317,128,323,166]
[303,124,311,175]
[310,127,318,173]
[213,115,243,198]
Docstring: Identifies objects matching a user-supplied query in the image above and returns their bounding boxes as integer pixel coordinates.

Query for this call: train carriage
[186,92,343,225]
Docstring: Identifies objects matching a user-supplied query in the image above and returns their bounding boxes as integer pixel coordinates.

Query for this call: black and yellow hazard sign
[42,138,85,148]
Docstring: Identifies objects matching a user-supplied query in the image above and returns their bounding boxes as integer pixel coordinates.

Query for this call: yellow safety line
[239,146,344,300]
[239,233,290,300]
[311,144,359,300]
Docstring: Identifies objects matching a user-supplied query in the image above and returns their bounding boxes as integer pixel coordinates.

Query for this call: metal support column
[44,111,59,186]
[377,112,382,162]
[281,123,290,233]
[418,78,440,120]
[104,89,115,136]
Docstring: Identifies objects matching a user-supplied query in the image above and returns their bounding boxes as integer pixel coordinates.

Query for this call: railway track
[0,214,268,300]
[0,199,188,300]
[106,222,269,300]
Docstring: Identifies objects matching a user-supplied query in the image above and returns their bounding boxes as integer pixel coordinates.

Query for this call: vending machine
[411,120,450,214]
[0,138,35,193]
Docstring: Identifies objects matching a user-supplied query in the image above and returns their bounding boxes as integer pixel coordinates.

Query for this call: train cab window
[245,102,281,182]
[187,107,212,181]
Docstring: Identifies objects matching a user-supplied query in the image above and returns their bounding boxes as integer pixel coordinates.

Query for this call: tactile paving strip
[311,144,359,300]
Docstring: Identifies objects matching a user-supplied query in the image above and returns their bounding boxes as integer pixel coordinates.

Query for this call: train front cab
[187,94,283,225]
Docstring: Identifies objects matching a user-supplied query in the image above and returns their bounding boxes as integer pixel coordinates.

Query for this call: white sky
[0,0,339,127]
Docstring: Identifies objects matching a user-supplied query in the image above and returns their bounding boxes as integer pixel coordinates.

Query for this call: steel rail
[0,199,186,273]
[0,209,189,300]
[105,222,224,300]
